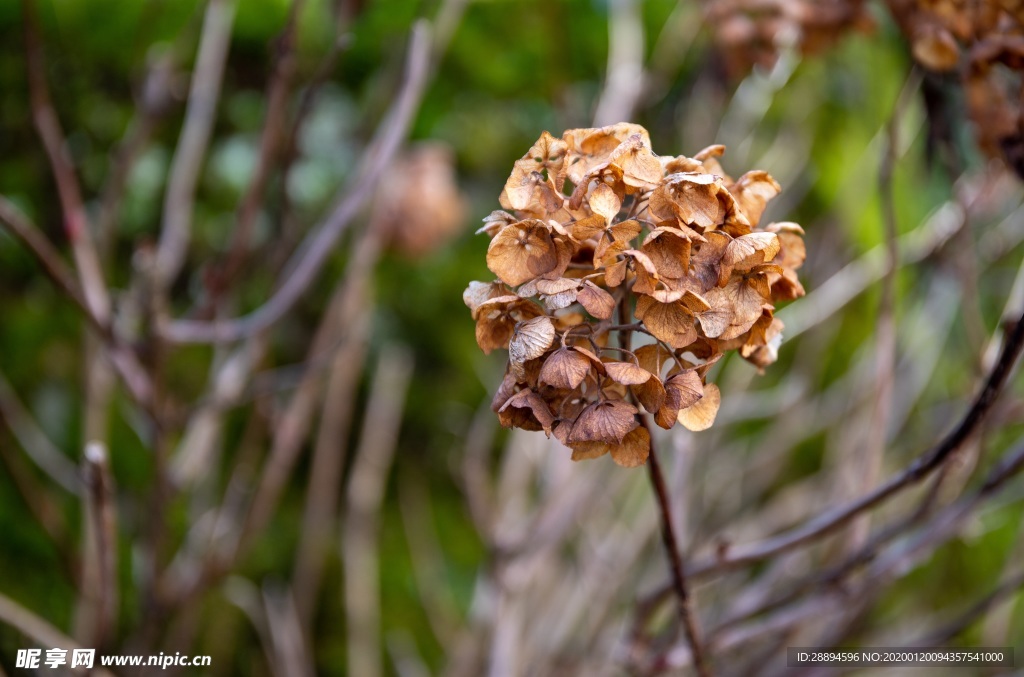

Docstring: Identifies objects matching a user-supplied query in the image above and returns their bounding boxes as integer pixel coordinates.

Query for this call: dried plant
[465,124,807,468]
[703,0,874,77]
[888,0,1024,173]
[369,142,467,258]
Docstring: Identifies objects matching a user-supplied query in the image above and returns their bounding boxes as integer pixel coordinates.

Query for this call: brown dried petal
[464,280,506,317]
[509,316,556,378]
[589,182,622,222]
[569,440,610,461]
[605,361,653,386]
[569,400,639,444]
[475,296,543,354]
[720,232,781,284]
[594,220,642,266]
[635,295,698,349]
[654,370,704,429]
[577,280,615,319]
[632,375,667,413]
[539,348,592,390]
[690,230,732,291]
[634,343,675,376]
[678,382,720,431]
[642,228,691,279]
[499,388,555,433]
[650,173,727,229]
[563,123,651,185]
[728,170,780,228]
[478,210,518,237]
[609,425,651,468]
[610,134,663,189]
[487,220,559,286]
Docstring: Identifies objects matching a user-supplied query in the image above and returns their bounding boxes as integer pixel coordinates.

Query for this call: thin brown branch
[155,0,237,287]
[162,20,433,344]
[0,197,155,409]
[643,417,711,677]
[684,303,1024,579]
[23,0,111,324]
[216,0,305,296]
[73,442,118,650]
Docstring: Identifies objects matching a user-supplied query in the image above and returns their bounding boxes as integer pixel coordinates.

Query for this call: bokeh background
[2,0,1024,675]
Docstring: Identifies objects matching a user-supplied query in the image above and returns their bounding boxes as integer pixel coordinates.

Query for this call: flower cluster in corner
[464,124,806,467]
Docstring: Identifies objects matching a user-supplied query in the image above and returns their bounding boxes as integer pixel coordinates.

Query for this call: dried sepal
[577,280,616,319]
[569,400,639,445]
[486,220,560,286]
[605,361,653,386]
[539,348,593,390]
[498,388,555,433]
[677,382,721,431]
[609,425,651,468]
[475,295,543,354]
[654,371,704,429]
[635,295,698,349]
[509,316,556,379]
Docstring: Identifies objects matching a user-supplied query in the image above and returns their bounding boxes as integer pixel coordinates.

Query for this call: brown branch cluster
[465,124,806,467]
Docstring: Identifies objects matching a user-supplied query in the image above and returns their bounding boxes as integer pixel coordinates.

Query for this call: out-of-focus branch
[292,301,370,626]
[218,0,305,294]
[155,0,237,288]
[685,303,1024,578]
[73,442,118,650]
[262,584,315,677]
[0,199,154,410]
[23,0,110,324]
[344,345,414,677]
[0,368,81,494]
[0,592,116,677]
[593,0,644,127]
[162,21,432,344]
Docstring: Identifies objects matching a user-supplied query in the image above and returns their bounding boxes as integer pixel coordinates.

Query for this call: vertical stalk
[642,416,711,677]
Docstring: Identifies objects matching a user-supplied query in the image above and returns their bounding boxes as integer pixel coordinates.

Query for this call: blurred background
[2,0,1024,675]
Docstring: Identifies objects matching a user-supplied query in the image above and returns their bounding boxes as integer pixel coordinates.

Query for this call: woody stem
[616,291,710,675]
[641,415,712,677]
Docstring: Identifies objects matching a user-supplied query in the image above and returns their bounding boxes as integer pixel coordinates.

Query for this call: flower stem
[641,415,711,677]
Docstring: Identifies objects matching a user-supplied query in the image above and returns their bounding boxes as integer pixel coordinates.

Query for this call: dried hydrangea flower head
[464,124,807,467]
[703,0,874,77]
[369,142,466,257]
[886,0,1024,174]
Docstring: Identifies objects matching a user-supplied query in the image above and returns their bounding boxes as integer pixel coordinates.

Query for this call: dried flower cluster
[888,0,1024,169]
[464,124,806,467]
[370,143,467,257]
[703,0,873,77]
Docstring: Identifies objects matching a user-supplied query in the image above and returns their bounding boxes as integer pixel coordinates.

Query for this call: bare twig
[23,0,110,324]
[217,0,305,295]
[344,346,415,677]
[0,368,80,494]
[0,198,154,410]
[0,591,116,677]
[292,301,371,626]
[644,417,712,677]
[163,21,433,344]
[155,0,237,287]
[73,442,118,650]
[684,303,1024,579]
